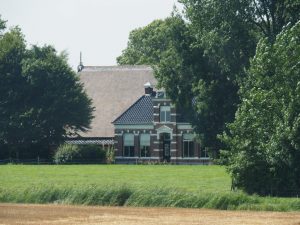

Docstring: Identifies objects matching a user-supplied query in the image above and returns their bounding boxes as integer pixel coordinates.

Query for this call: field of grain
[1,203,300,225]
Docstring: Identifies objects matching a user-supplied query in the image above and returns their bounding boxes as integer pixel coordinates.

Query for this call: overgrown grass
[0,165,299,211]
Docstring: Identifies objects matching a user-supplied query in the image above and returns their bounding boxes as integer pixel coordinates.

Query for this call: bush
[54,144,105,164]
[106,146,115,164]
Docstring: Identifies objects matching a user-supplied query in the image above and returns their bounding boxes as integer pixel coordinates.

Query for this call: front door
[162,133,171,162]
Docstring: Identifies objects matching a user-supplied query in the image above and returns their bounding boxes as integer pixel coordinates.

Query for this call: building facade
[113,83,210,164]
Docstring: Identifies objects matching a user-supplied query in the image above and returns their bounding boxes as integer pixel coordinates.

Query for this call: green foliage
[53,144,80,164]
[118,1,300,156]
[117,15,187,66]
[221,22,300,196]
[106,146,115,164]
[0,169,300,211]
[0,20,94,159]
[0,16,6,35]
[117,7,256,154]
[53,144,105,164]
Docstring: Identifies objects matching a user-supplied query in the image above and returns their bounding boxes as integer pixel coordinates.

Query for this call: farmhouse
[70,65,210,164]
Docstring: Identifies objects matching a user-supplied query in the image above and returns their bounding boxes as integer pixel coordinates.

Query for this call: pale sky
[0,0,183,70]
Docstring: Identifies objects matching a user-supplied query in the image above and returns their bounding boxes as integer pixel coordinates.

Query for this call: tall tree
[118,0,300,156]
[0,21,94,159]
[118,8,257,154]
[221,21,300,196]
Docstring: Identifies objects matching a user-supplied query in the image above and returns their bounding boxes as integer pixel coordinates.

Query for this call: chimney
[144,82,153,95]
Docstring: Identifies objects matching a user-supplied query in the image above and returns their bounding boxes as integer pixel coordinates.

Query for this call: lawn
[0,165,231,192]
[1,165,300,211]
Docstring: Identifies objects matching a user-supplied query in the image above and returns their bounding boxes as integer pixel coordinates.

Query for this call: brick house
[69,65,210,164]
[112,82,210,164]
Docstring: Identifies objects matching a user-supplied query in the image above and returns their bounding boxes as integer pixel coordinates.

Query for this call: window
[200,147,209,158]
[123,134,134,157]
[140,134,150,157]
[160,106,171,122]
[183,134,194,158]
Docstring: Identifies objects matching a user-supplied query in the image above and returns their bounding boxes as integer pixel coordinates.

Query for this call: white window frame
[160,106,171,122]
[123,133,134,157]
[140,134,150,157]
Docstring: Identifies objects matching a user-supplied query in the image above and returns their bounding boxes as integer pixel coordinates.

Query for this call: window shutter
[183,133,194,140]
[140,134,150,146]
[124,134,134,146]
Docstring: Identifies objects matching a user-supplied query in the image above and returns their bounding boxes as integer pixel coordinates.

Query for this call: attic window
[160,106,171,122]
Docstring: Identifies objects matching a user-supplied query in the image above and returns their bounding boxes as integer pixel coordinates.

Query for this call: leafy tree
[221,21,300,196]
[118,0,300,156]
[118,8,257,153]
[234,0,300,41]
[0,20,94,159]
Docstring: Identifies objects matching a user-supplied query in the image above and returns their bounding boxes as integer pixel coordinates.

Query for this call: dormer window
[160,106,171,122]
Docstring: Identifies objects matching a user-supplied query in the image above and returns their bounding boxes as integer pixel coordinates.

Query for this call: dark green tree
[118,8,257,154]
[118,0,300,156]
[221,21,300,196]
[0,20,94,159]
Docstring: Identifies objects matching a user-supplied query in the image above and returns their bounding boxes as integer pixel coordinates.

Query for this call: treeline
[118,0,300,196]
[0,17,94,160]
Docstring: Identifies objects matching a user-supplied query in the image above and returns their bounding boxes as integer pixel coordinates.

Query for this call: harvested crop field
[1,204,300,225]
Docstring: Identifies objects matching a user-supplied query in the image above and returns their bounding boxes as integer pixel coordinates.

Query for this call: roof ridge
[80,65,152,72]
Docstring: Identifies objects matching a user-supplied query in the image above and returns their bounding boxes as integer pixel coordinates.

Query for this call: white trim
[152,98,171,102]
[153,141,159,144]
[153,113,159,116]
[153,149,162,152]
[172,157,201,160]
[139,157,160,159]
[177,124,193,129]
[154,122,176,125]
[170,113,178,116]
[171,149,177,152]
[171,141,177,144]
[117,157,140,159]
[115,124,154,129]
[115,156,160,160]
[156,125,173,140]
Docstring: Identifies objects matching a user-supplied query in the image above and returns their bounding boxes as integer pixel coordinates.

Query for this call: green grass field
[0,165,300,211]
[0,165,230,192]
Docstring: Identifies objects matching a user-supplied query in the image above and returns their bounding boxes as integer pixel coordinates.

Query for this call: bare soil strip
[0,203,300,225]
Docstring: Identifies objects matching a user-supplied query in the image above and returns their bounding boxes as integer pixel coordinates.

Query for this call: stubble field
[1,203,300,225]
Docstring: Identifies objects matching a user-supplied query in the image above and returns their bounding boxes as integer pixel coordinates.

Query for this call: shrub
[106,146,115,164]
[54,144,105,164]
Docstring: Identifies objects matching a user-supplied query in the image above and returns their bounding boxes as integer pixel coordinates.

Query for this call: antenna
[80,52,83,65]
[77,51,84,72]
